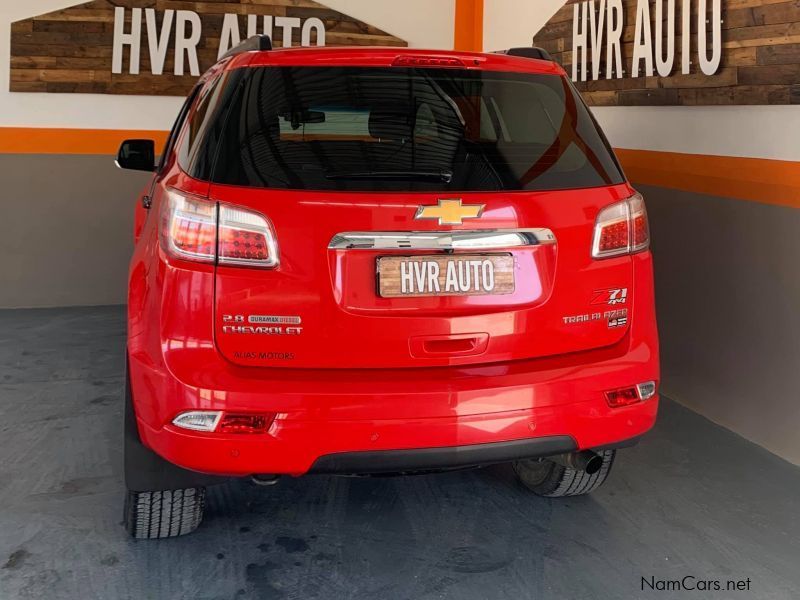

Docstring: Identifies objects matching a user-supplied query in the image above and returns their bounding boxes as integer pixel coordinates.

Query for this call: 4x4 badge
[415,199,485,226]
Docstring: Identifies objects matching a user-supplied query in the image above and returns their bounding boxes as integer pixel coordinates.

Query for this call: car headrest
[368,108,413,141]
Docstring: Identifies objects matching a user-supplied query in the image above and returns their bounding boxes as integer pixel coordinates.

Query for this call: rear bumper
[136,394,657,478]
[130,329,659,476]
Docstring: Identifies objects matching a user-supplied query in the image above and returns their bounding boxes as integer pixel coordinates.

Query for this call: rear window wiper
[325,170,453,183]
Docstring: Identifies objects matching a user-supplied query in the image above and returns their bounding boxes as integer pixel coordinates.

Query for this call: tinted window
[178,69,245,179]
[211,67,624,192]
[158,85,201,174]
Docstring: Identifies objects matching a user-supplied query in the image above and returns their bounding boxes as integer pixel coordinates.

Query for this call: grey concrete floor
[0,306,798,600]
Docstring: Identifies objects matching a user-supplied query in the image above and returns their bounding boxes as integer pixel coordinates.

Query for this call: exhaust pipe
[549,451,603,475]
[250,474,280,486]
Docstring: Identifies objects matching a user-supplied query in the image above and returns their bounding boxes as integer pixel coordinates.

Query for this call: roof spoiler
[493,47,553,61]
[221,34,273,60]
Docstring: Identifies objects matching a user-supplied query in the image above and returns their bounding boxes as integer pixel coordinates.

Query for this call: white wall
[483,0,565,52]
[593,106,800,162]
[322,0,455,49]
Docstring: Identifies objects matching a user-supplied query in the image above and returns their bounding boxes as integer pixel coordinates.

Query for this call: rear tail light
[161,191,217,262]
[160,189,279,268]
[591,193,650,259]
[172,411,276,434]
[218,204,279,268]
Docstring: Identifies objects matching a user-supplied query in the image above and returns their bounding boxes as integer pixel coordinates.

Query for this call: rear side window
[177,68,245,179]
[158,85,202,174]
[209,66,624,192]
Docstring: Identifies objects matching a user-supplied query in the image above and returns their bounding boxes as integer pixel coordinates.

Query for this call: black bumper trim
[308,436,577,475]
[592,435,641,452]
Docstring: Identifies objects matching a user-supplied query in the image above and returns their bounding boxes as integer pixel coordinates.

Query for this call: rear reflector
[218,413,276,434]
[604,387,640,408]
[605,381,658,408]
[161,189,279,268]
[592,193,650,259]
[393,55,466,68]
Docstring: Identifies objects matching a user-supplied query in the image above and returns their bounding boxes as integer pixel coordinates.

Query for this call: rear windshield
[203,66,624,192]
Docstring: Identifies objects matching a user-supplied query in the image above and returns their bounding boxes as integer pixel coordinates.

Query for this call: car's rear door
[200,62,634,369]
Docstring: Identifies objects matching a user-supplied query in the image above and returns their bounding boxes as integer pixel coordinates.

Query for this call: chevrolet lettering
[222,325,303,335]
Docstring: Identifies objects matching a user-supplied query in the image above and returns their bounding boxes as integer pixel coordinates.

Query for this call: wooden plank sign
[378,255,515,298]
[9,0,408,96]
[534,0,800,105]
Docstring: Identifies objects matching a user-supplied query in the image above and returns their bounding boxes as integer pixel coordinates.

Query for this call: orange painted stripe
[1,127,798,209]
[0,127,169,156]
[615,148,800,209]
[454,0,484,52]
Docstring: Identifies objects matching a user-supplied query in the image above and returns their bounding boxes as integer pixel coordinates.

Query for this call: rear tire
[513,450,616,497]
[124,358,219,539]
[124,488,206,539]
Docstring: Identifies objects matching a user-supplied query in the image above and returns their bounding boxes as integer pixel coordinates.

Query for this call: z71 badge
[591,288,628,306]
[222,315,303,335]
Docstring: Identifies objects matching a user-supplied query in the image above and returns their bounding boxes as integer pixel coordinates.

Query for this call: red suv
[117,39,659,539]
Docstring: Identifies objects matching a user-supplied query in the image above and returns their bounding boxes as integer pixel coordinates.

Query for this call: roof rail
[221,34,273,60]
[493,47,553,61]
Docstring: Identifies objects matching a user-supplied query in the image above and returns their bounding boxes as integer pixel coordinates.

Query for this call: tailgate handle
[410,333,489,358]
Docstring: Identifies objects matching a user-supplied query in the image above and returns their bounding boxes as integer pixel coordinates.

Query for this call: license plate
[377,254,514,298]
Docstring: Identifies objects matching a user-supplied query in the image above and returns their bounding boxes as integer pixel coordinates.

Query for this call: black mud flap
[124,359,229,492]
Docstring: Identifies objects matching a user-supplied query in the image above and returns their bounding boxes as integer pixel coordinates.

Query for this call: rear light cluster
[604,381,658,408]
[161,189,279,268]
[591,193,650,259]
[172,411,276,434]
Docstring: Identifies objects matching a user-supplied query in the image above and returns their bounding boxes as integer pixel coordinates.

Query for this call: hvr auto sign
[571,0,723,81]
[111,7,326,77]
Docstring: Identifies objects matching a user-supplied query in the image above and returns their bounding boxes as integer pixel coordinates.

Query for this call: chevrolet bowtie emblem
[414,199,485,226]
